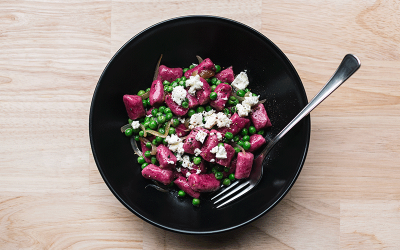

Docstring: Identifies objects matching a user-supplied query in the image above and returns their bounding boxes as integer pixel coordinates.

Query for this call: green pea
[211,85,216,91]
[215,172,223,180]
[151,156,157,164]
[163,138,168,145]
[156,112,163,117]
[241,128,248,136]
[163,85,169,91]
[172,118,180,127]
[233,99,239,106]
[243,141,251,150]
[249,126,256,135]
[181,76,187,81]
[192,198,200,206]
[164,107,172,113]
[188,109,196,117]
[206,78,211,83]
[139,131,144,137]
[215,65,221,73]
[222,178,231,186]
[141,99,147,107]
[146,142,152,149]
[183,68,189,73]
[244,88,250,93]
[238,140,244,147]
[149,120,157,130]
[236,90,245,97]
[211,167,218,174]
[157,115,166,124]
[196,106,205,113]
[229,96,237,101]
[205,105,212,112]
[228,99,235,105]
[134,135,140,141]
[231,107,237,114]
[211,77,218,85]
[151,108,158,116]
[146,88,151,92]
[233,135,240,142]
[181,101,189,108]
[167,86,173,92]
[145,98,150,106]
[178,190,186,197]
[189,64,196,69]
[163,80,170,86]
[137,90,145,96]
[144,151,151,158]
[193,157,201,165]
[171,83,178,88]
[169,127,175,135]
[128,118,133,124]
[234,147,241,153]
[158,106,166,113]
[225,132,233,140]
[165,113,173,121]
[156,136,163,143]
[209,92,217,100]
[141,163,149,169]
[216,80,221,85]
[179,81,186,87]
[223,108,230,116]
[258,130,265,135]
[137,156,145,164]
[152,139,158,145]
[218,142,224,147]
[158,128,165,134]
[228,173,235,181]
[243,135,250,142]
[124,128,133,137]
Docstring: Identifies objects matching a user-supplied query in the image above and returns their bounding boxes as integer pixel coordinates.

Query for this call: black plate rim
[89,15,311,235]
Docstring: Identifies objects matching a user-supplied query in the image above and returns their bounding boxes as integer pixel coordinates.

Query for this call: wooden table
[1,1,399,249]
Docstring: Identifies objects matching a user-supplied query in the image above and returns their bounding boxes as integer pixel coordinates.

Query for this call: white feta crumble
[221,97,228,100]
[165,134,181,145]
[210,159,215,162]
[210,132,215,136]
[236,103,252,117]
[181,155,193,169]
[131,121,140,129]
[196,169,202,174]
[216,145,227,159]
[185,75,203,95]
[210,146,219,154]
[231,71,249,90]
[202,109,215,118]
[165,134,184,155]
[194,148,202,156]
[186,172,192,178]
[167,160,175,165]
[217,132,223,141]
[171,85,187,105]
[176,167,181,172]
[242,94,260,106]
[195,130,207,143]
[204,113,218,129]
[216,112,232,128]
[146,114,152,117]
[189,112,204,129]
[179,117,186,123]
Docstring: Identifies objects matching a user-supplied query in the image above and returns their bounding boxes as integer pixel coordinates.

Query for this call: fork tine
[213,181,250,204]
[215,185,255,209]
[210,180,241,200]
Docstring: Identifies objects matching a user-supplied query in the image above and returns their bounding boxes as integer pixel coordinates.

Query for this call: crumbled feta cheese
[189,113,203,129]
[179,117,186,123]
[131,121,140,129]
[165,134,181,145]
[181,155,193,169]
[204,113,218,129]
[146,114,152,117]
[210,146,219,154]
[196,169,201,174]
[166,134,184,155]
[202,109,215,118]
[195,130,207,143]
[216,112,232,128]
[210,159,215,162]
[210,132,215,136]
[231,71,249,90]
[242,94,260,106]
[217,132,223,141]
[216,145,227,159]
[222,97,228,100]
[236,103,251,117]
[176,167,181,172]
[186,172,192,178]
[171,85,187,105]
[194,148,202,156]
[167,160,175,165]
[185,75,203,95]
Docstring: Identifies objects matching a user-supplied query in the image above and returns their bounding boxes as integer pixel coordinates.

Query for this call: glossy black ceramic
[89,16,310,234]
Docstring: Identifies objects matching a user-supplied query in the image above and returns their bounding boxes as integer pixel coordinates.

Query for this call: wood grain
[1,0,399,249]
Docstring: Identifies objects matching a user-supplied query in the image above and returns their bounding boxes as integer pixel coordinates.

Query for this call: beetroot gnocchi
[122,56,272,206]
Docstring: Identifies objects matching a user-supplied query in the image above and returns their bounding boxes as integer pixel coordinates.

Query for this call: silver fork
[211,54,361,208]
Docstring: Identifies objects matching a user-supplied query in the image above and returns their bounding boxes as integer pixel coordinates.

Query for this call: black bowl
[89,15,310,234]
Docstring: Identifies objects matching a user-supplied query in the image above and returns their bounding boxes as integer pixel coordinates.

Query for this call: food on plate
[121,56,272,206]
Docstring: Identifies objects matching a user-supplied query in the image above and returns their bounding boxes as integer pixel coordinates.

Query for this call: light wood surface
[1,0,399,249]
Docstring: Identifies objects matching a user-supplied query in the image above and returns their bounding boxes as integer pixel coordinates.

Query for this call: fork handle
[259,54,361,159]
